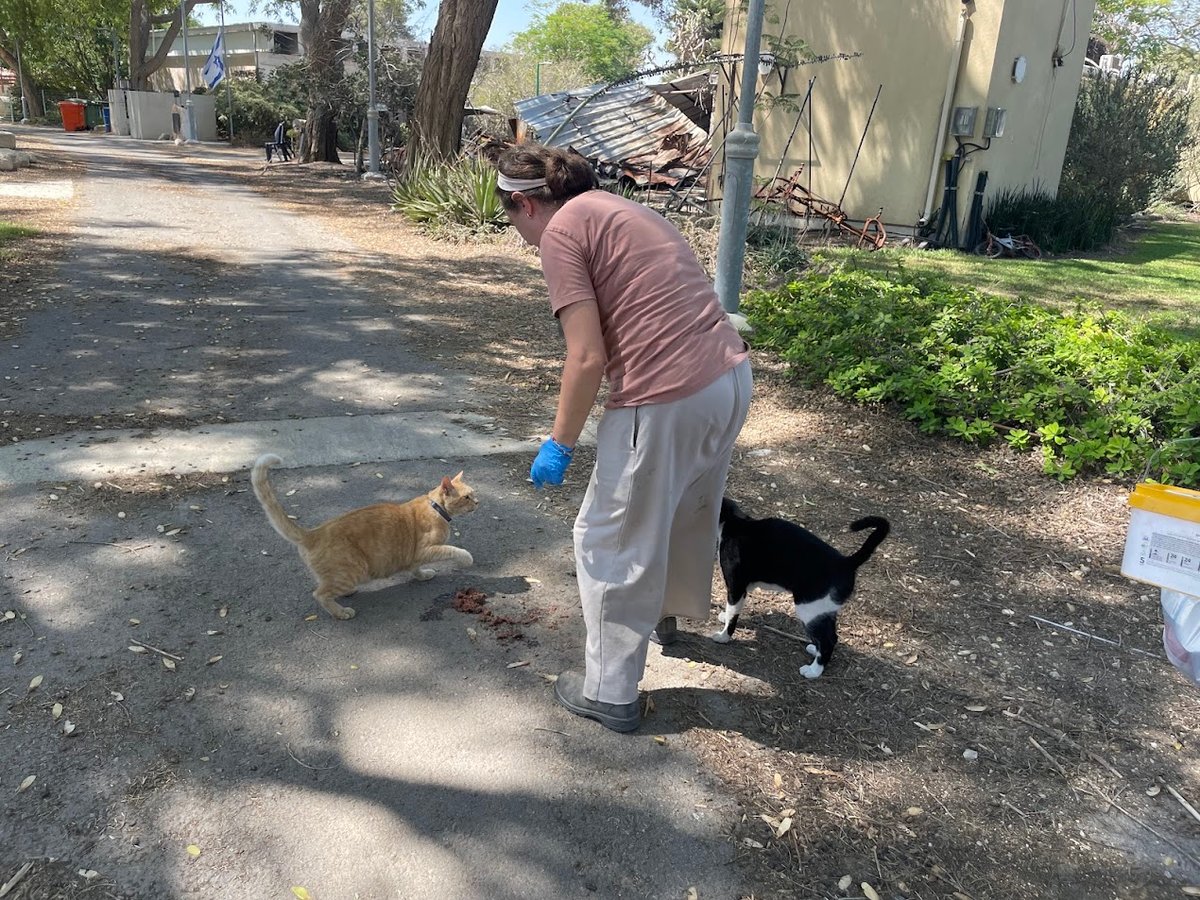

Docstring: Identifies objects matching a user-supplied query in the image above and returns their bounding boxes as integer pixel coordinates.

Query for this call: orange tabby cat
[251,454,480,620]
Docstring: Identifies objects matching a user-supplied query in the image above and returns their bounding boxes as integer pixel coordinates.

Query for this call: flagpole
[220,2,233,140]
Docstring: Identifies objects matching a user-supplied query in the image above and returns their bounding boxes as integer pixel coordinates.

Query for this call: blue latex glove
[530,438,573,488]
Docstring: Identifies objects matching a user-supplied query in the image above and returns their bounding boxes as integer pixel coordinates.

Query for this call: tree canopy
[1093,0,1200,70]
[511,2,653,83]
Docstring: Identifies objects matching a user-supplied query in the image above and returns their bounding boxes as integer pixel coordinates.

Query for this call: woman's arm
[551,300,606,448]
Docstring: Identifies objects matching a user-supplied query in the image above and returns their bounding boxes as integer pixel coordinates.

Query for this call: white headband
[497,173,548,192]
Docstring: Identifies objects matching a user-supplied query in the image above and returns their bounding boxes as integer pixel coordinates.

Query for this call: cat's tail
[251,454,307,545]
[846,516,890,569]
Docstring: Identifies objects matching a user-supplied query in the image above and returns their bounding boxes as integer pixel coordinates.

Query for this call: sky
[191,0,665,54]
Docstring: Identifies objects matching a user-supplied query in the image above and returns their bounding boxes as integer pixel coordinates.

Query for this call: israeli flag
[201,30,226,90]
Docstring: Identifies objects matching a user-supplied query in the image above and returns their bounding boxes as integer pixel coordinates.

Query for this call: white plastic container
[1121,483,1200,688]
[1121,483,1200,596]
[1162,588,1200,688]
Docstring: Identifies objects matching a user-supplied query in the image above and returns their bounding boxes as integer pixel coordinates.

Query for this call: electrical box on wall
[950,106,977,136]
[984,107,1007,138]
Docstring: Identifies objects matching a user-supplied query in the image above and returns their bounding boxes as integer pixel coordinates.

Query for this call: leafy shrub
[390,156,506,229]
[744,223,809,286]
[1061,69,1193,223]
[984,184,1120,253]
[742,266,1200,485]
[216,69,307,144]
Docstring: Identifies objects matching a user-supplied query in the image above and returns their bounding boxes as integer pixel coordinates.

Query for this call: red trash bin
[58,100,87,132]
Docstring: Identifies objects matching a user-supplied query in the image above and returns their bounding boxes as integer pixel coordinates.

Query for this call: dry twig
[285,743,337,770]
[0,862,32,898]
[129,637,183,662]
[760,623,808,643]
[1004,710,1123,779]
[1028,736,1078,798]
[1028,615,1158,658]
[1166,784,1200,826]
[1077,782,1200,869]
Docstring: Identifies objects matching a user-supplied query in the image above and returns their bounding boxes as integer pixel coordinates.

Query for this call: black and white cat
[714,497,890,679]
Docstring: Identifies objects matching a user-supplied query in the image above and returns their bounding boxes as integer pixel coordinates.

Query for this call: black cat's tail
[846,516,890,568]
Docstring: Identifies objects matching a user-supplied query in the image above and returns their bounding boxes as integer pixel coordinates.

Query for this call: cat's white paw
[333,606,356,620]
[414,567,436,581]
[805,643,819,658]
[799,660,824,679]
[457,549,474,567]
[711,630,732,643]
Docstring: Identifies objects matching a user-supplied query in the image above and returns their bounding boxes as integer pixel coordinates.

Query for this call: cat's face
[440,472,480,516]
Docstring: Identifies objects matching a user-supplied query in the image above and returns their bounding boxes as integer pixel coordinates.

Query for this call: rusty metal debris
[513,80,711,189]
[755,168,887,250]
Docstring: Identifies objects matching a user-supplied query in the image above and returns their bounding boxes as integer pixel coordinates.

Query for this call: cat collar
[430,499,452,522]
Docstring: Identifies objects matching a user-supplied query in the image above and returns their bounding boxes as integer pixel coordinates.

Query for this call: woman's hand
[530,438,574,488]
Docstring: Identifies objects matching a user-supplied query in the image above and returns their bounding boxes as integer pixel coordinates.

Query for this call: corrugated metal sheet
[513,80,711,187]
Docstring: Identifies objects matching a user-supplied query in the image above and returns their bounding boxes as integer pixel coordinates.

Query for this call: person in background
[494,142,752,733]
[273,121,292,162]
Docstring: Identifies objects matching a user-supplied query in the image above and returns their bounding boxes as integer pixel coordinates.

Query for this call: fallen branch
[999,797,1029,820]
[285,743,337,771]
[0,862,33,898]
[1166,784,1200,826]
[1028,615,1159,658]
[128,638,183,662]
[67,540,152,553]
[760,624,808,643]
[1028,737,1073,783]
[1078,782,1200,869]
[1004,709,1123,780]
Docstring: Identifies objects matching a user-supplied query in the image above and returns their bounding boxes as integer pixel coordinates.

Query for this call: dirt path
[2,129,1198,900]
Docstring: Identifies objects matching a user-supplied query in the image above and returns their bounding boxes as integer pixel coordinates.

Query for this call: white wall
[123,90,217,142]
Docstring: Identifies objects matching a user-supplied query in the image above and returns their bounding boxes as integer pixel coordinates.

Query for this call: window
[273,31,299,55]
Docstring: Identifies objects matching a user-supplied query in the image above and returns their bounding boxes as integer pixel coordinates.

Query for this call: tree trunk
[128,0,217,92]
[0,35,44,118]
[299,0,354,163]
[410,0,501,160]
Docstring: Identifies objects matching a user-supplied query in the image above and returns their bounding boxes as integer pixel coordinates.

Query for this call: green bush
[742,266,1200,485]
[983,184,1120,253]
[217,69,307,144]
[390,156,506,229]
[1061,69,1193,223]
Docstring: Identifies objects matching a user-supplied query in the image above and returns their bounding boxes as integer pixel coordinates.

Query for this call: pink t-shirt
[539,190,749,409]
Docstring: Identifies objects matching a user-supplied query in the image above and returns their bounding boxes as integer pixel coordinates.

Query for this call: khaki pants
[574,360,752,704]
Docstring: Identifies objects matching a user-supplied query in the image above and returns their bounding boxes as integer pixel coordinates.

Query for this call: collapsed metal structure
[513,77,712,189]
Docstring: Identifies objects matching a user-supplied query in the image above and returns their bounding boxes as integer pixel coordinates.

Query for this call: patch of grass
[0,221,38,249]
[743,267,1200,484]
[822,219,1200,338]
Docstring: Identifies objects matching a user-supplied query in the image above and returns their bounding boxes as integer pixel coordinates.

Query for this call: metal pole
[220,2,233,140]
[713,0,766,313]
[180,0,196,141]
[15,36,29,122]
[366,0,379,173]
[535,61,542,96]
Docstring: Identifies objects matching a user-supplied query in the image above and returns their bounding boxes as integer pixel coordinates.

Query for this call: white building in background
[146,22,305,91]
[145,21,433,92]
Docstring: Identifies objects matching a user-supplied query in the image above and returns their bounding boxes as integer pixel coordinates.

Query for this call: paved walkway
[0,129,746,900]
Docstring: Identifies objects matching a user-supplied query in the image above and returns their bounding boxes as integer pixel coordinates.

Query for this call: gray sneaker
[553,670,640,733]
[648,616,677,645]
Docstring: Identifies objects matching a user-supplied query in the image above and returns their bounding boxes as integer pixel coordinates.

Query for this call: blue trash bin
[101,106,111,132]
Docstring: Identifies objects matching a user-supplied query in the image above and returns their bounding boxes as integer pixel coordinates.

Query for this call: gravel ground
[3,134,1198,900]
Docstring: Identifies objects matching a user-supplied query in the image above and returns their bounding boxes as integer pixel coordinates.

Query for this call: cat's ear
[452,471,465,483]
[440,476,455,494]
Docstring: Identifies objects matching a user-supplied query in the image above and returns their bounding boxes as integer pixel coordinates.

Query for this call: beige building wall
[714,0,1096,240]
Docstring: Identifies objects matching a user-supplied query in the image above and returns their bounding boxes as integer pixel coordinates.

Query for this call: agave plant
[391,155,506,228]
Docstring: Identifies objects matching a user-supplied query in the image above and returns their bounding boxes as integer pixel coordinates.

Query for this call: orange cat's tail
[251,454,307,545]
